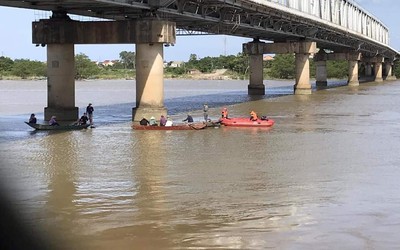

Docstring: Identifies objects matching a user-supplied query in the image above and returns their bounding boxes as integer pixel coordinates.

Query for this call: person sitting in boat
[28,113,37,124]
[49,116,60,126]
[221,107,228,119]
[183,114,194,123]
[139,117,149,126]
[250,111,258,121]
[149,116,158,126]
[77,112,89,125]
[165,116,173,127]
[159,115,167,126]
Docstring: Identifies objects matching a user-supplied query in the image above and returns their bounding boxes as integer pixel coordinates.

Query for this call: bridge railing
[266,0,389,46]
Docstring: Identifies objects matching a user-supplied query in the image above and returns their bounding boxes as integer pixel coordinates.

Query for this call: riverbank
[1,69,245,81]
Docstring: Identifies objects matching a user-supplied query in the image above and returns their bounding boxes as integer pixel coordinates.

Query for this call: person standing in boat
[49,116,60,126]
[183,114,194,123]
[250,111,258,121]
[86,103,94,126]
[159,115,167,126]
[28,113,37,124]
[221,107,228,119]
[203,103,209,121]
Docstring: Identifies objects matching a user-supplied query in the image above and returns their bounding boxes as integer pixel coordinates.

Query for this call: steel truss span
[0,0,398,58]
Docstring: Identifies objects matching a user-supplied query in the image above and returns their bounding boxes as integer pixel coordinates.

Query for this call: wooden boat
[25,122,90,130]
[132,123,206,130]
[205,120,221,128]
[219,117,275,127]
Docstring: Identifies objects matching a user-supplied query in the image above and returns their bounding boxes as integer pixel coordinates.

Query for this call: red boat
[132,123,206,130]
[219,117,275,127]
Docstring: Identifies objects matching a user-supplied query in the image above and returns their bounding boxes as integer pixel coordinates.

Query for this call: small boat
[205,120,221,128]
[25,122,90,130]
[219,117,275,127]
[132,123,206,130]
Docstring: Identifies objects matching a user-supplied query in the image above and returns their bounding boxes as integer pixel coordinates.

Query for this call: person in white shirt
[165,116,173,126]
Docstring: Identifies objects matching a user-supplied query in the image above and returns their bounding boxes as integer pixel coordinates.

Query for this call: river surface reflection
[1,79,400,249]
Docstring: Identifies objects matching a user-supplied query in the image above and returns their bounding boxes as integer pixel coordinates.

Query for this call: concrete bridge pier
[314,50,328,87]
[384,61,396,80]
[315,60,328,87]
[292,42,317,95]
[294,52,312,94]
[248,53,265,95]
[45,44,78,121]
[347,52,361,87]
[242,40,265,95]
[293,42,317,94]
[365,63,372,77]
[374,56,384,82]
[243,40,316,95]
[132,43,167,121]
[33,15,175,122]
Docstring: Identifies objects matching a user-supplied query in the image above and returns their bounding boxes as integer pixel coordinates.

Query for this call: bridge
[0,0,398,121]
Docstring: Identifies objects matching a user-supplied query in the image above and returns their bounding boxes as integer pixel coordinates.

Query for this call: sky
[0,0,399,63]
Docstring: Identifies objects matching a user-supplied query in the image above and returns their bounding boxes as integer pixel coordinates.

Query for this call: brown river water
[1,79,400,249]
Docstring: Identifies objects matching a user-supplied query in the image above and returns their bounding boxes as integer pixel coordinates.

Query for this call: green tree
[119,51,135,69]
[230,53,249,76]
[0,56,14,75]
[327,60,348,78]
[394,60,400,78]
[188,54,198,62]
[11,59,46,79]
[197,56,214,73]
[185,54,199,71]
[269,54,295,79]
[75,53,100,79]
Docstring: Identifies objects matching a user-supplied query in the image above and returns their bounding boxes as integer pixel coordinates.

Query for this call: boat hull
[219,118,275,127]
[132,123,206,130]
[25,122,90,130]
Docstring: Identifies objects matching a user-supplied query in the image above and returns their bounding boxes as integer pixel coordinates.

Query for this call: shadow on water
[0,80,349,143]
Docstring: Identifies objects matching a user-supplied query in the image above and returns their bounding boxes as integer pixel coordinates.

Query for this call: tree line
[1,51,399,80]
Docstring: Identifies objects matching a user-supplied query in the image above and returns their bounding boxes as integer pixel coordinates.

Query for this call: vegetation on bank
[1,51,399,80]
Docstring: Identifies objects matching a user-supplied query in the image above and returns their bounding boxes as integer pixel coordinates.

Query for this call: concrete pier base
[132,107,167,122]
[384,61,396,80]
[348,60,360,86]
[248,84,265,95]
[44,107,79,122]
[316,81,328,87]
[294,87,312,95]
[386,75,397,81]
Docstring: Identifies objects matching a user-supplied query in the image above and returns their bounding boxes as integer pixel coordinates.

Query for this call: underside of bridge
[1,0,398,58]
